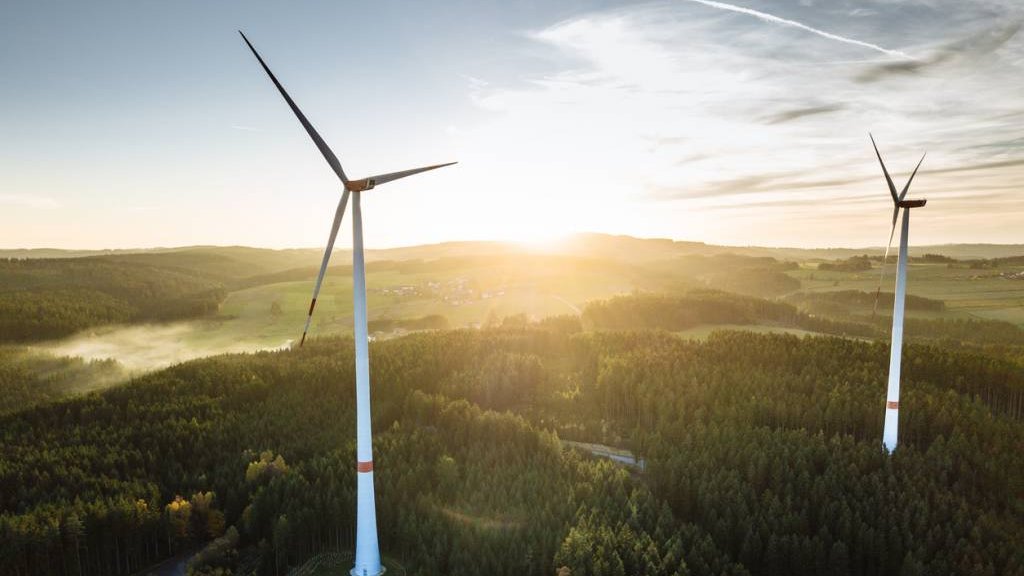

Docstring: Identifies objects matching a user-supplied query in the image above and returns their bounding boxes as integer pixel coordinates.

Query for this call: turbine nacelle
[869,133,926,208]
[347,178,378,192]
[869,134,929,318]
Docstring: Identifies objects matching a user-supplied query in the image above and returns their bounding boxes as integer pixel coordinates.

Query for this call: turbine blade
[363,162,458,187]
[869,133,899,204]
[300,190,351,346]
[239,31,349,185]
[898,153,926,201]
[872,206,900,319]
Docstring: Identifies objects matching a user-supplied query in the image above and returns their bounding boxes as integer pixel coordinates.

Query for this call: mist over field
[34,322,294,372]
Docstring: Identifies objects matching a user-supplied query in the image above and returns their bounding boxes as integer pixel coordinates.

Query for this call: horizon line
[2,232,1023,256]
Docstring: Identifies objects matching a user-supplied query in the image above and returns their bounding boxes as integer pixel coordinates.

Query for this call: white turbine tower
[240,32,456,576]
[869,134,926,454]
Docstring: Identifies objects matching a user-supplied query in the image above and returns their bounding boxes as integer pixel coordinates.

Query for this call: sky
[1,0,1022,250]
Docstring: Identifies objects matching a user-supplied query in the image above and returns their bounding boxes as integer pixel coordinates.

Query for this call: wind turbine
[869,134,925,454]
[240,31,455,576]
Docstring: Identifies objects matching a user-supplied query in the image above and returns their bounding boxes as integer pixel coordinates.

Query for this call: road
[562,440,646,470]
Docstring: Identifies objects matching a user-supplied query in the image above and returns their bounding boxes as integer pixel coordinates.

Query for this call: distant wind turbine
[240,31,456,576]
[869,134,926,454]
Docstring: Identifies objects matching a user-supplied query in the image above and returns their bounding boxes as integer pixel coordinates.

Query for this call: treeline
[582,292,1024,346]
[0,348,125,415]
[703,269,801,298]
[367,314,449,334]
[668,254,801,298]
[581,292,873,339]
[899,316,1024,347]
[582,292,801,332]
[818,256,872,272]
[787,290,945,313]
[567,330,1023,575]
[910,253,957,264]
[0,258,227,342]
[0,337,740,576]
[963,255,1024,269]
[2,326,1022,575]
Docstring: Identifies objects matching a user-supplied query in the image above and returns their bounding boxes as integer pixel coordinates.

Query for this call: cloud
[650,171,871,200]
[855,20,1021,82]
[923,157,1024,175]
[459,74,490,90]
[849,8,878,18]
[763,103,845,124]
[0,194,60,209]
[458,0,1024,246]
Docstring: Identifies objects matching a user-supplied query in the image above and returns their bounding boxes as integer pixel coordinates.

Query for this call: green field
[8,235,1023,391]
[179,251,1024,355]
[675,323,822,340]
[792,261,1024,322]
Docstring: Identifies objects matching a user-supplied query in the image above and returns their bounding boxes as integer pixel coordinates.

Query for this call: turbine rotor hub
[346,178,377,192]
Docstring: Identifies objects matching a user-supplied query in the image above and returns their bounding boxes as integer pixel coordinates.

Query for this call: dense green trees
[563,330,1023,574]
[787,290,945,313]
[0,348,124,415]
[367,314,449,334]
[818,256,872,272]
[582,292,1024,346]
[705,269,801,298]
[1,325,1021,575]
[0,258,226,342]
[582,292,801,332]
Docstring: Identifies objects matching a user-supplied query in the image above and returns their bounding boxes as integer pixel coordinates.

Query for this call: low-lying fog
[33,322,293,372]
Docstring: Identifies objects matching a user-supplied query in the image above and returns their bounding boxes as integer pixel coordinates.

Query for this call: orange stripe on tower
[886,401,899,410]
[357,460,373,473]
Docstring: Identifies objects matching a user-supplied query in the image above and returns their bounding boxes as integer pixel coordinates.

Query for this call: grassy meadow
[2,234,1023,411]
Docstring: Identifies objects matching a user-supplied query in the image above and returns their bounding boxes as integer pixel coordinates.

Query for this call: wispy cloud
[459,74,490,90]
[0,193,60,209]
[458,0,1024,245]
[763,103,845,125]
[923,157,1024,175]
[650,171,871,200]
[855,20,1021,82]
[678,0,915,59]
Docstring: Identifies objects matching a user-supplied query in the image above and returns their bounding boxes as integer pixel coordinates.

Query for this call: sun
[514,231,570,251]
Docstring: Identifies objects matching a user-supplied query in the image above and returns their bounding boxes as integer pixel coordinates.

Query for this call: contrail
[681,0,914,60]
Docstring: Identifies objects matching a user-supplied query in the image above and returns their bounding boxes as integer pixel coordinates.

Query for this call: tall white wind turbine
[240,31,456,576]
[869,134,926,454]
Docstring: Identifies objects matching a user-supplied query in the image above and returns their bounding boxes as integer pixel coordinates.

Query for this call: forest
[0,347,125,415]
[0,258,226,342]
[2,238,1023,575]
[1,321,1022,575]
[582,292,1024,346]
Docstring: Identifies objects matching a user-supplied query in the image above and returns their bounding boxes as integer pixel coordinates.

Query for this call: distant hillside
[0,258,226,342]
[103,246,323,282]
[2,234,1022,347]
[5,233,1024,264]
